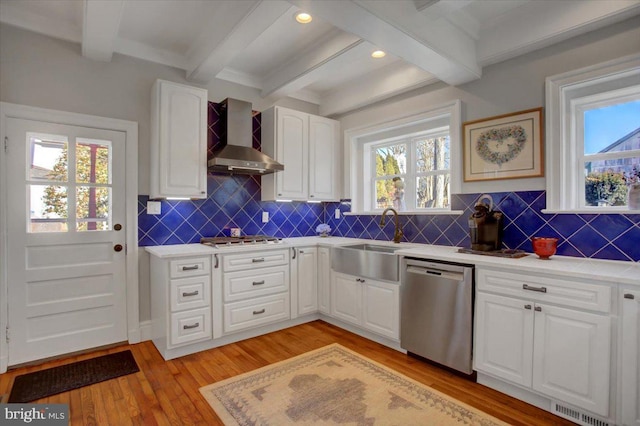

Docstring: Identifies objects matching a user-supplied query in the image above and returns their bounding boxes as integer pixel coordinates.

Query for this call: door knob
[114,244,123,252]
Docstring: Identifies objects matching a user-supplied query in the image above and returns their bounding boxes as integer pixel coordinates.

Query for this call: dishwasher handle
[406,265,464,282]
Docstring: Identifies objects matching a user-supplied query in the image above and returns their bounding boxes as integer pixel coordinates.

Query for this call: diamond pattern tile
[138,101,638,261]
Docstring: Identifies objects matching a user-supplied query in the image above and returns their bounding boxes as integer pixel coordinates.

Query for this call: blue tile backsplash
[324,191,640,262]
[138,101,639,262]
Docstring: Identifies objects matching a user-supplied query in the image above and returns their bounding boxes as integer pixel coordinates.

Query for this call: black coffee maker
[468,194,503,251]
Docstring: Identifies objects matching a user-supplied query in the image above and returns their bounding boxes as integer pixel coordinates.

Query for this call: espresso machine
[468,194,503,251]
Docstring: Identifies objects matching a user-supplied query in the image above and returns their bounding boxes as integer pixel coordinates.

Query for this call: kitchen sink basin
[332,243,400,282]
[340,243,402,253]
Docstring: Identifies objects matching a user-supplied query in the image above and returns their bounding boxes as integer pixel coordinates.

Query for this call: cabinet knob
[534,306,542,312]
[524,304,532,310]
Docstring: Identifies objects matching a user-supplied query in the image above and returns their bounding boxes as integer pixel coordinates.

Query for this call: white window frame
[365,128,450,211]
[344,100,462,215]
[545,53,640,213]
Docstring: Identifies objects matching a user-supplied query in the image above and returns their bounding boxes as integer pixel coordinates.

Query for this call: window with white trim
[367,129,450,211]
[546,54,640,212]
[346,100,461,214]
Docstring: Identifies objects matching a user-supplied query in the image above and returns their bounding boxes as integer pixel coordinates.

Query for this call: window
[28,132,114,232]
[546,54,640,212]
[369,130,450,211]
[346,100,461,213]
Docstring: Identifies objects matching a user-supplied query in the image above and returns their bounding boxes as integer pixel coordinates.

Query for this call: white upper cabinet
[150,79,208,199]
[261,106,340,201]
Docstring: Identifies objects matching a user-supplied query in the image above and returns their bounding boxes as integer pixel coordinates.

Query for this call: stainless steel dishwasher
[401,257,474,375]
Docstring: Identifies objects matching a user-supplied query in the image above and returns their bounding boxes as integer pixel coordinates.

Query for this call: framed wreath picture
[463,107,544,182]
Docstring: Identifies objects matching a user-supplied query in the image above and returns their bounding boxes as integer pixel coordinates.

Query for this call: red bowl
[531,237,558,259]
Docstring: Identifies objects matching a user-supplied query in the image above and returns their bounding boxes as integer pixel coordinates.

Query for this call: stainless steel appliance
[207,98,284,175]
[200,235,282,249]
[401,257,474,374]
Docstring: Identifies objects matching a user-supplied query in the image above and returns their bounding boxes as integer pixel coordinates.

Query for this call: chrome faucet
[380,207,404,243]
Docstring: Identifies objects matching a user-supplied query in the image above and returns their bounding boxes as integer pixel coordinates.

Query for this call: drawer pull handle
[292,248,297,259]
[523,284,547,293]
[253,309,266,315]
[524,304,532,310]
[534,306,542,312]
[624,293,635,300]
[182,290,199,297]
[252,258,265,263]
[214,254,219,269]
[183,322,200,330]
[181,265,199,271]
[253,280,265,286]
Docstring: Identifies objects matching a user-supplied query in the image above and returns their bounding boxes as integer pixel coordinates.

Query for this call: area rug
[8,350,139,403]
[200,344,508,425]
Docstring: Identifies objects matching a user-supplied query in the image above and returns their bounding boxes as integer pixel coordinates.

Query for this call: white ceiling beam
[186,0,291,84]
[288,0,481,86]
[82,0,124,62]
[478,0,640,66]
[319,61,438,116]
[0,1,81,43]
[260,30,363,98]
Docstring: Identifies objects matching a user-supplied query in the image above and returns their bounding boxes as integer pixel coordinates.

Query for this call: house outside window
[545,54,640,212]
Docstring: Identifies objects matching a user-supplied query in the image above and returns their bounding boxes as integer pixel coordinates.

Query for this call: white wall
[336,15,640,194]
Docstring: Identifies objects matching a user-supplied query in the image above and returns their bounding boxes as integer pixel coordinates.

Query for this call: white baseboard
[138,320,152,342]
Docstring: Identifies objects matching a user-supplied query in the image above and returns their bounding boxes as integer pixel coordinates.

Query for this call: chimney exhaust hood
[208,98,284,175]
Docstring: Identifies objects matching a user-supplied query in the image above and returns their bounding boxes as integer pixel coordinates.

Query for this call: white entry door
[5,117,128,365]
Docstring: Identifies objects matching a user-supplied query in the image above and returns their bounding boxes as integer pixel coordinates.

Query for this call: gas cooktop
[200,235,282,248]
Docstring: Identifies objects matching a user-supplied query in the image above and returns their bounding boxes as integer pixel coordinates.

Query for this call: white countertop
[145,237,640,287]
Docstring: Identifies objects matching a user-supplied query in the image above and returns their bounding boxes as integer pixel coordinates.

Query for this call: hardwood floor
[0,320,576,425]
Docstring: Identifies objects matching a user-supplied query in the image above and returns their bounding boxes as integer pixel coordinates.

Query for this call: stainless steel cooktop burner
[200,235,282,248]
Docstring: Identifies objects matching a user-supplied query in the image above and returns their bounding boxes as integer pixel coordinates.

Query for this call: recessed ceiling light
[295,12,312,24]
[371,50,386,58]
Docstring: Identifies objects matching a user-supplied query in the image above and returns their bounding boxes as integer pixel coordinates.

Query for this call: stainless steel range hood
[208,98,284,175]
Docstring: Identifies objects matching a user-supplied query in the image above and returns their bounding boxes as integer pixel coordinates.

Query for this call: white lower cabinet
[475,268,612,418]
[221,249,290,335]
[330,271,399,340]
[620,288,640,426]
[295,247,318,316]
[150,255,212,358]
[317,247,331,315]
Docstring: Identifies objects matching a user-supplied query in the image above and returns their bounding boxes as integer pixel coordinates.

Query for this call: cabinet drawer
[478,269,611,313]
[224,265,289,302]
[223,293,290,334]
[170,275,210,312]
[222,250,288,272]
[169,307,211,347]
[169,256,210,278]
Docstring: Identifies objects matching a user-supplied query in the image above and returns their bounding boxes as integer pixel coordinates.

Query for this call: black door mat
[8,350,139,403]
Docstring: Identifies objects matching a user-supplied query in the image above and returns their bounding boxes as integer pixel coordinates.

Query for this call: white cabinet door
[331,272,361,326]
[309,116,339,201]
[297,247,318,315]
[317,247,331,314]
[621,289,640,426]
[276,108,308,200]
[151,79,207,199]
[474,292,534,387]
[532,303,611,417]
[362,278,399,340]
